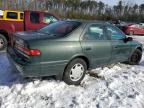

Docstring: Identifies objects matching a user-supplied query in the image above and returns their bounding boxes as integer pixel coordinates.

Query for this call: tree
[117,0,123,16]
[0,0,143,22]
[98,1,105,15]
[139,4,144,14]
[133,4,138,14]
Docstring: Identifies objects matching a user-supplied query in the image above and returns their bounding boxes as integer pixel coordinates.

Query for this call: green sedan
[7,20,143,85]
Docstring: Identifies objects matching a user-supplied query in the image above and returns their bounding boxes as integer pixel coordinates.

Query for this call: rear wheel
[63,58,87,85]
[127,49,142,65]
[0,34,7,51]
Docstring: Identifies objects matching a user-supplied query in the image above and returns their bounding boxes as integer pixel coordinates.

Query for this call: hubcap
[0,38,4,49]
[70,63,84,81]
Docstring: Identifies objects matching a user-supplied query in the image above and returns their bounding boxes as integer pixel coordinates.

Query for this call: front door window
[107,25,126,40]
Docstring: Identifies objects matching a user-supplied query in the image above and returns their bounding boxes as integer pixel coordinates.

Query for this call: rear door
[106,25,132,63]
[81,23,111,68]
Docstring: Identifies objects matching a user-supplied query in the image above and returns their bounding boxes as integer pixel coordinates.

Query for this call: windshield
[38,21,81,37]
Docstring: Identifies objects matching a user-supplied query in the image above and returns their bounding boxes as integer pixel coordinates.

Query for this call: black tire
[127,49,142,65]
[0,34,7,51]
[63,58,87,85]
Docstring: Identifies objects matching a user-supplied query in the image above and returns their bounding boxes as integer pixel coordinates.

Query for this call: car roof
[62,19,110,25]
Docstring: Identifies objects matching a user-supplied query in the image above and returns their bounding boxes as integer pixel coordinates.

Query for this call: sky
[98,0,144,6]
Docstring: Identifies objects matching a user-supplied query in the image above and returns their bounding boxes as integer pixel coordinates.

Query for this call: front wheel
[0,34,7,51]
[127,49,142,65]
[63,58,87,85]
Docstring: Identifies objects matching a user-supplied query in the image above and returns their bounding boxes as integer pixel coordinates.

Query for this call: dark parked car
[7,20,143,85]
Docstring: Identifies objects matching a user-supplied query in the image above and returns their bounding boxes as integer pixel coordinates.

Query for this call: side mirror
[124,37,133,42]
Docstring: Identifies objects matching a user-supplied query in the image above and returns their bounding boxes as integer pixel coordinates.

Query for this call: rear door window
[7,12,18,19]
[30,12,40,23]
[43,14,58,24]
[84,24,107,40]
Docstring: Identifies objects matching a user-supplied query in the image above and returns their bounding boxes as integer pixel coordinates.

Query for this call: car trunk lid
[13,32,42,57]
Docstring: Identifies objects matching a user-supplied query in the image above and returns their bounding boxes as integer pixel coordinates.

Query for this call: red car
[122,24,144,35]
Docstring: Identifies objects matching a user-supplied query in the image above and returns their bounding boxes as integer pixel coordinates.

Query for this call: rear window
[30,12,40,23]
[7,12,18,19]
[38,21,81,37]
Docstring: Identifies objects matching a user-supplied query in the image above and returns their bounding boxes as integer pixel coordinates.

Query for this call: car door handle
[85,47,92,51]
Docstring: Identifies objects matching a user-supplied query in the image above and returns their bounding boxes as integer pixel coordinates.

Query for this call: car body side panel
[30,40,83,76]
[110,40,133,63]
[139,28,144,35]
[135,27,143,35]
[128,41,143,57]
[79,23,112,68]
[80,40,112,68]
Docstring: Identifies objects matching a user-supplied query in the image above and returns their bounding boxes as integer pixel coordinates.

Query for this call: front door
[106,25,133,63]
[81,24,111,68]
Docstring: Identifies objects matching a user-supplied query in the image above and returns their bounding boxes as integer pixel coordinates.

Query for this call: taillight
[29,49,41,56]
[17,46,41,56]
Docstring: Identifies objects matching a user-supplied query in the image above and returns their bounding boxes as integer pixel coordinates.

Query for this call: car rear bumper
[7,47,42,77]
[7,52,24,75]
[7,47,67,77]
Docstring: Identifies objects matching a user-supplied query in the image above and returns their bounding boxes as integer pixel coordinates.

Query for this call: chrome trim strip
[40,60,68,64]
